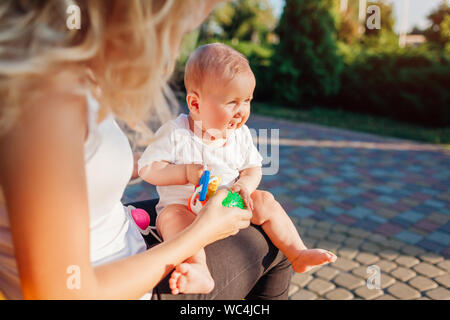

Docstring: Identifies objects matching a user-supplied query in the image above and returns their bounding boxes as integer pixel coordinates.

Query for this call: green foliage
[424,1,450,49]
[334,46,450,126]
[271,0,343,106]
[200,0,277,44]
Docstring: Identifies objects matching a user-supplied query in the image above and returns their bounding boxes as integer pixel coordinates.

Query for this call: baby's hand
[230,182,254,211]
[185,163,211,185]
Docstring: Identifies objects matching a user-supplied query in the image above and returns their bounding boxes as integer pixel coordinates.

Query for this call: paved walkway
[122,113,450,300]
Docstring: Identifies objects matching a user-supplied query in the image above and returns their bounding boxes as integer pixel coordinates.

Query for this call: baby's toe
[177,274,188,293]
[177,263,189,275]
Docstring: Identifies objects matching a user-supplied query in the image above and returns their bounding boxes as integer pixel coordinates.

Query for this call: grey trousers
[126,199,293,300]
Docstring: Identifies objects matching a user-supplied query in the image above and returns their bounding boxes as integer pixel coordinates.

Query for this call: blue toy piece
[198,168,210,201]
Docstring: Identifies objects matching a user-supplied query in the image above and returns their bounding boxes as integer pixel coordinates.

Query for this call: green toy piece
[222,190,247,209]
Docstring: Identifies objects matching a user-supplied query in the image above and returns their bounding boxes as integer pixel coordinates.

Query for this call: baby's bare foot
[169,262,215,295]
[290,249,337,273]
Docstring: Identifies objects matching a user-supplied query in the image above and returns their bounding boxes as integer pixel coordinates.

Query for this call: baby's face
[199,72,255,138]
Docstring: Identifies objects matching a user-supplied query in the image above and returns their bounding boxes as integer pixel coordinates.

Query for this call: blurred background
[169,0,450,145]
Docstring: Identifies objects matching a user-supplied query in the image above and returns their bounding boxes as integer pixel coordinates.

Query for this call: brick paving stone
[395,255,420,268]
[299,218,317,228]
[375,294,397,300]
[425,287,450,300]
[384,239,406,250]
[428,213,450,225]
[380,274,397,289]
[333,258,360,272]
[360,242,381,254]
[377,208,399,219]
[369,233,388,245]
[419,253,444,264]
[316,220,333,230]
[344,237,365,248]
[401,244,427,256]
[413,262,445,278]
[307,278,336,295]
[355,252,380,265]
[290,273,313,287]
[290,289,318,300]
[332,224,349,233]
[325,288,354,300]
[434,274,450,288]
[354,286,384,300]
[377,260,398,273]
[288,284,299,297]
[307,228,327,240]
[315,266,341,281]
[316,240,340,252]
[391,267,417,282]
[327,233,347,243]
[437,260,450,272]
[333,273,365,290]
[348,227,371,239]
[408,276,439,291]
[351,266,370,279]
[379,249,400,261]
[338,247,359,260]
[387,283,421,299]
[301,237,317,248]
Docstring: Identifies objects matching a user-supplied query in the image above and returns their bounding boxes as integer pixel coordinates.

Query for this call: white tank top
[0,90,147,299]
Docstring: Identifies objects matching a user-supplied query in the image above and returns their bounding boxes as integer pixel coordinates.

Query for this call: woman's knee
[250,190,276,225]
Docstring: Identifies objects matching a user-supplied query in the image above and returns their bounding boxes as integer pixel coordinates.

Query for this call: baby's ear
[186,92,200,115]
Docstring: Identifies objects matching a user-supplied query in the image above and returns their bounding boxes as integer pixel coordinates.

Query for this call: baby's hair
[184,43,253,94]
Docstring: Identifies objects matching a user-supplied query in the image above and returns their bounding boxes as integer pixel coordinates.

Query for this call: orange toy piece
[188,175,222,214]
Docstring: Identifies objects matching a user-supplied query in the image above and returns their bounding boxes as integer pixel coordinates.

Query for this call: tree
[270,0,343,105]
[199,0,277,44]
[424,0,450,48]
[338,5,359,44]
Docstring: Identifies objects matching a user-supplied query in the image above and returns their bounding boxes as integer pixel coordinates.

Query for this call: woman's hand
[192,189,252,246]
[230,182,254,211]
[185,163,210,185]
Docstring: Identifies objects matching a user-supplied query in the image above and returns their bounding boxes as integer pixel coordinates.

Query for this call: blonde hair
[0,0,217,137]
[184,43,253,94]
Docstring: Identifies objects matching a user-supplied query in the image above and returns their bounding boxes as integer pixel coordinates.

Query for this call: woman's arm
[0,88,250,299]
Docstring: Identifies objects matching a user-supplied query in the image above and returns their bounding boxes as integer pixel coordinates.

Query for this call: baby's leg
[157,204,214,295]
[250,191,337,273]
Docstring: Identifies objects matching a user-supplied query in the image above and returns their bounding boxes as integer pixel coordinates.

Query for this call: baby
[138,43,337,295]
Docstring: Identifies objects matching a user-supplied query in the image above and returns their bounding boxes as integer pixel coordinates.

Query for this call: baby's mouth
[227,120,240,129]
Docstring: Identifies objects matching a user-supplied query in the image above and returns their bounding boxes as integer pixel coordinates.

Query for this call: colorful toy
[188,164,222,214]
[126,205,162,242]
[222,190,247,209]
[188,163,247,214]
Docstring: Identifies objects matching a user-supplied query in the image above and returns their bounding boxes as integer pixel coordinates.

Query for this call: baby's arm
[139,162,207,186]
[235,166,262,193]
[139,162,188,186]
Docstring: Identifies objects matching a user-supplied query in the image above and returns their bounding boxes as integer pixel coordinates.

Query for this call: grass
[252,102,450,147]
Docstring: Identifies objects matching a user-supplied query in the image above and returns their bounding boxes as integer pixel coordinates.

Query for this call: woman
[0,0,292,299]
